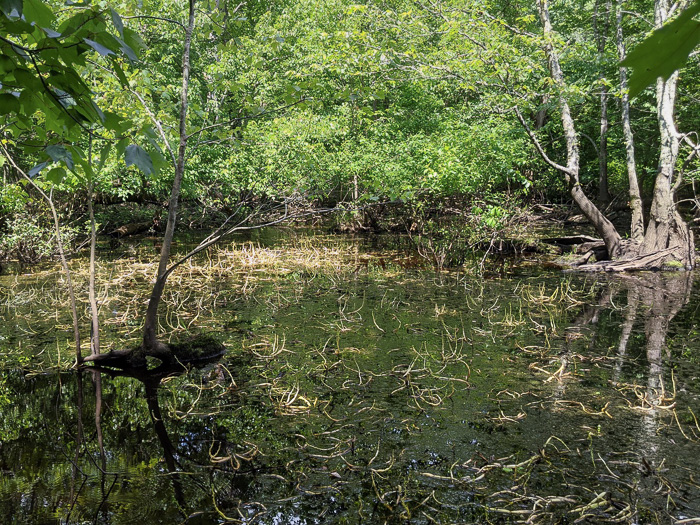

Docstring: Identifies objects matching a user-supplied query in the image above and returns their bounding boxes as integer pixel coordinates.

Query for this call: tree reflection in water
[2,273,699,523]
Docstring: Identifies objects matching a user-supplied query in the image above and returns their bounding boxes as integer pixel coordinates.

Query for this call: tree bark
[87,134,100,356]
[638,0,695,269]
[534,0,623,259]
[530,0,694,271]
[142,0,196,358]
[594,0,611,204]
[598,83,610,204]
[616,0,645,245]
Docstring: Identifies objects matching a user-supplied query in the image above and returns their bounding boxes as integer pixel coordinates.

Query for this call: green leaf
[123,27,146,55]
[623,0,700,98]
[28,161,49,178]
[41,27,61,38]
[124,144,154,175]
[111,59,129,86]
[0,0,22,19]
[45,144,74,170]
[23,0,55,27]
[0,55,15,73]
[83,38,115,57]
[116,137,129,156]
[0,93,20,114]
[98,142,111,171]
[110,8,124,37]
[10,44,30,61]
[118,39,138,63]
[45,166,66,184]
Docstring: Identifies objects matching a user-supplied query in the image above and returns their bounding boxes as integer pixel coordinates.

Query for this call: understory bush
[0,214,77,263]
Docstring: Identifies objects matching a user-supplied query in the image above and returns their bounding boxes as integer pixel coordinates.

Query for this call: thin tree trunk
[87,134,100,355]
[616,0,644,245]
[1,147,82,363]
[599,84,610,204]
[142,0,196,357]
[595,0,611,204]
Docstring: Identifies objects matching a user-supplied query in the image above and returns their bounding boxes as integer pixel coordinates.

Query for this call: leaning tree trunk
[638,0,695,269]
[533,0,623,259]
[141,0,196,359]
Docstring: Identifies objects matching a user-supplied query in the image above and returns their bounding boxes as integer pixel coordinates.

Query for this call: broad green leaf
[84,38,115,57]
[110,8,124,37]
[0,0,22,19]
[0,92,21,113]
[23,0,54,27]
[41,27,61,38]
[118,39,138,63]
[10,44,30,61]
[52,88,74,109]
[123,27,146,55]
[13,68,39,89]
[45,144,74,170]
[111,59,129,86]
[116,137,129,156]
[623,0,700,98]
[90,99,106,123]
[28,161,48,177]
[45,166,66,184]
[0,55,14,73]
[98,143,111,171]
[125,144,154,175]
[72,151,94,180]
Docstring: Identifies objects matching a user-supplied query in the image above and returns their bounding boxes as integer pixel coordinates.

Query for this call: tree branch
[513,106,574,177]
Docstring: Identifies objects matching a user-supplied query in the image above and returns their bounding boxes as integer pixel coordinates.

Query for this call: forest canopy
[0,0,699,269]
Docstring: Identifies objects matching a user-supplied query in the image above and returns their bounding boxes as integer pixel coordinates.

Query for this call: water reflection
[620,274,692,468]
[86,362,199,518]
[2,258,700,523]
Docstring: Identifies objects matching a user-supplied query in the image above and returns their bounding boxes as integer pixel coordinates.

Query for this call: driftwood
[544,234,692,272]
[574,248,679,272]
[543,235,600,246]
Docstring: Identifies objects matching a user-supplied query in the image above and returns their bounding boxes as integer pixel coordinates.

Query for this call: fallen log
[542,235,600,246]
[108,221,153,238]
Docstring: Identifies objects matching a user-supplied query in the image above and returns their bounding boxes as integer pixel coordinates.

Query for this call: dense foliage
[1,0,699,261]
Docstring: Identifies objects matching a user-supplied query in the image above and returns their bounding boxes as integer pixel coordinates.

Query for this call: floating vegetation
[0,232,699,523]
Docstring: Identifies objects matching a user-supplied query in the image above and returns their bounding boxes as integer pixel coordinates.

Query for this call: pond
[0,230,699,524]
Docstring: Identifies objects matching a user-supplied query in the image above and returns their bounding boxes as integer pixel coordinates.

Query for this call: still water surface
[0,231,699,524]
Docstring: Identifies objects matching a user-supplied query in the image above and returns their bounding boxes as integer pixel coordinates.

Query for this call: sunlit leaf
[45,166,66,184]
[110,8,124,37]
[23,0,55,27]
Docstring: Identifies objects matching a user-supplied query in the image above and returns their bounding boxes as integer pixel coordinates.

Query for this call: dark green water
[0,232,699,524]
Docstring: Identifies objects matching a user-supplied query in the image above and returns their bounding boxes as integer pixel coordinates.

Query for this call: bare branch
[130,88,177,166]
[513,106,574,177]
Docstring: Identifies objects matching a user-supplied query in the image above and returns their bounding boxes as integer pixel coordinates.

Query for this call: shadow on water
[1,240,700,523]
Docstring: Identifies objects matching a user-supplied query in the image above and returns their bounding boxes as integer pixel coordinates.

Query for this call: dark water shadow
[67,356,227,524]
